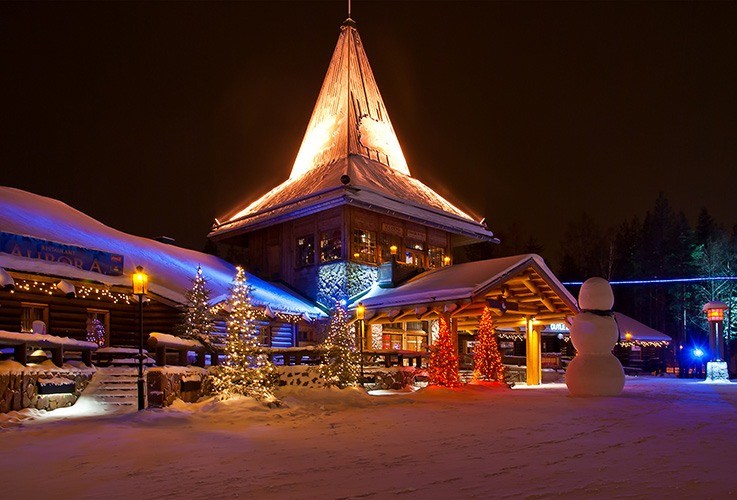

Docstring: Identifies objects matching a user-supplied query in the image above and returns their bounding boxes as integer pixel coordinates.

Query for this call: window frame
[295,234,316,268]
[21,302,49,333]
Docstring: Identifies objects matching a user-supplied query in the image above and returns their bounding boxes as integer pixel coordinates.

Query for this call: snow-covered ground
[1,377,736,499]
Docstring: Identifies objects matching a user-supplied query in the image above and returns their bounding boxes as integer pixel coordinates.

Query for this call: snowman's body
[566,277,625,396]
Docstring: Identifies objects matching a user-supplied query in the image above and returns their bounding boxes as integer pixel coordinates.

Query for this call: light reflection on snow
[511,383,568,390]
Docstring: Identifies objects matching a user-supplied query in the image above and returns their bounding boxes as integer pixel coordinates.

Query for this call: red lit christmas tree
[428,316,462,387]
[473,307,505,382]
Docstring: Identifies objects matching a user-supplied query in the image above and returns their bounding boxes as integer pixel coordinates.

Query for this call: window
[428,246,446,269]
[21,303,49,332]
[295,234,315,267]
[259,326,271,346]
[404,248,425,267]
[406,334,427,352]
[86,309,110,346]
[352,229,377,263]
[466,340,476,355]
[319,229,342,263]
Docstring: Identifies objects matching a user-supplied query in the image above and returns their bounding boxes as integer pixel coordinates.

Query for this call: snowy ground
[1,377,736,499]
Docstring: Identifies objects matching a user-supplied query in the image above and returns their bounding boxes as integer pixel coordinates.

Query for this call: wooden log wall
[0,287,179,347]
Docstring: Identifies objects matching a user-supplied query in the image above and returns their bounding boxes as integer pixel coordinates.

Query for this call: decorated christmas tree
[473,307,505,382]
[428,316,462,387]
[177,266,217,350]
[319,301,360,388]
[212,266,277,401]
[86,318,105,347]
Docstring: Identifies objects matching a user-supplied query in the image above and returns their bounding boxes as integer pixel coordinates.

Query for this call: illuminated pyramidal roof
[209,19,496,242]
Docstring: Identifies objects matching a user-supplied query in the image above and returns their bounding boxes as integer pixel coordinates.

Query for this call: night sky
[2,1,736,262]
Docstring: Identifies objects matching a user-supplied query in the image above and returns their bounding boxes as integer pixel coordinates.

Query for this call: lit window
[21,303,49,333]
[428,246,446,269]
[295,235,315,267]
[319,229,342,263]
[352,229,377,263]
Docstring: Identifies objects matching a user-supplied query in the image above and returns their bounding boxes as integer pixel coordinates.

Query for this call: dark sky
[2,1,736,262]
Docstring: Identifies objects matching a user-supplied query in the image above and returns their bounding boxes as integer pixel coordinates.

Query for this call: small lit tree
[473,307,505,382]
[178,266,217,350]
[86,318,105,347]
[428,316,462,387]
[319,302,360,388]
[212,266,277,401]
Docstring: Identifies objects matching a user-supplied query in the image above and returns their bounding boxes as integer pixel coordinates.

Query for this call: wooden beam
[367,312,388,325]
[521,273,557,313]
[451,302,479,318]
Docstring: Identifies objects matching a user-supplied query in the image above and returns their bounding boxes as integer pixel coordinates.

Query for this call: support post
[137,295,145,410]
[526,318,541,385]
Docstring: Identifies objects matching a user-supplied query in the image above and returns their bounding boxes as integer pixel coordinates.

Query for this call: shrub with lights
[212,267,277,401]
[177,266,218,351]
[428,316,462,387]
[319,301,360,388]
[473,307,505,382]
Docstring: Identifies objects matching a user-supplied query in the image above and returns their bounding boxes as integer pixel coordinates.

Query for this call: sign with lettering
[549,323,569,332]
[381,222,403,236]
[406,229,426,242]
[0,231,124,276]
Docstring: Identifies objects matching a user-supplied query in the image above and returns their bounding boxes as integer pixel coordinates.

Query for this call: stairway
[81,367,142,412]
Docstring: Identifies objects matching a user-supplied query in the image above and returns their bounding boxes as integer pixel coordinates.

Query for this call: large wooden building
[208,19,497,308]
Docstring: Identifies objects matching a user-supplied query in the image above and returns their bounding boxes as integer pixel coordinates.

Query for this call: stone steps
[82,367,142,410]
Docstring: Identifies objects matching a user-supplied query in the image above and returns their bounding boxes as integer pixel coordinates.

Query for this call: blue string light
[563,276,737,286]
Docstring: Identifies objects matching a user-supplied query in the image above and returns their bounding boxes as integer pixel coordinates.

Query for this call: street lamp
[356,302,366,386]
[132,266,148,410]
[703,301,729,382]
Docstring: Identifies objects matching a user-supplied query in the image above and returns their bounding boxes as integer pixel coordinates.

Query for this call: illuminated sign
[0,231,124,276]
[549,323,569,332]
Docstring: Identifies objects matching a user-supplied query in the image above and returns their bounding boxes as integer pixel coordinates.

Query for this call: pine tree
[86,318,105,347]
[428,316,462,387]
[319,302,360,388]
[178,266,217,351]
[212,267,277,400]
[473,307,505,382]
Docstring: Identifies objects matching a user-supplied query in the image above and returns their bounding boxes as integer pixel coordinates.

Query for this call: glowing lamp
[443,256,451,266]
[356,302,365,321]
[693,348,704,358]
[389,245,398,256]
[132,266,148,295]
[703,301,727,322]
[624,332,633,341]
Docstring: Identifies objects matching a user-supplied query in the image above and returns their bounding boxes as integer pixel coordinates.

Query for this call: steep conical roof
[290,18,410,179]
[210,20,495,242]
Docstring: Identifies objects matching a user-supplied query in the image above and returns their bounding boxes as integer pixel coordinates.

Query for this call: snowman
[566,277,625,396]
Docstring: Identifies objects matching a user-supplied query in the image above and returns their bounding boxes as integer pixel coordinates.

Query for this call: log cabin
[0,187,324,358]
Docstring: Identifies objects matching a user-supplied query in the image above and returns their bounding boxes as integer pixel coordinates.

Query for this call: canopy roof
[614,313,672,343]
[210,20,495,242]
[0,187,323,317]
[357,254,578,328]
[541,313,672,343]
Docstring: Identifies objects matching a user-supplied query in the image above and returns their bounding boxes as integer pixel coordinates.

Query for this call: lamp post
[703,301,729,382]
[356,302,366,386]
[132,266,148,410]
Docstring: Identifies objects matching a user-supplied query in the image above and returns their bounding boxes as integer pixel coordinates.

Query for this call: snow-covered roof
[210,157,496,240]
[614,313,672,343]
[0,187,323,317]
[358,254,577,311]
[209,21,494,242]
